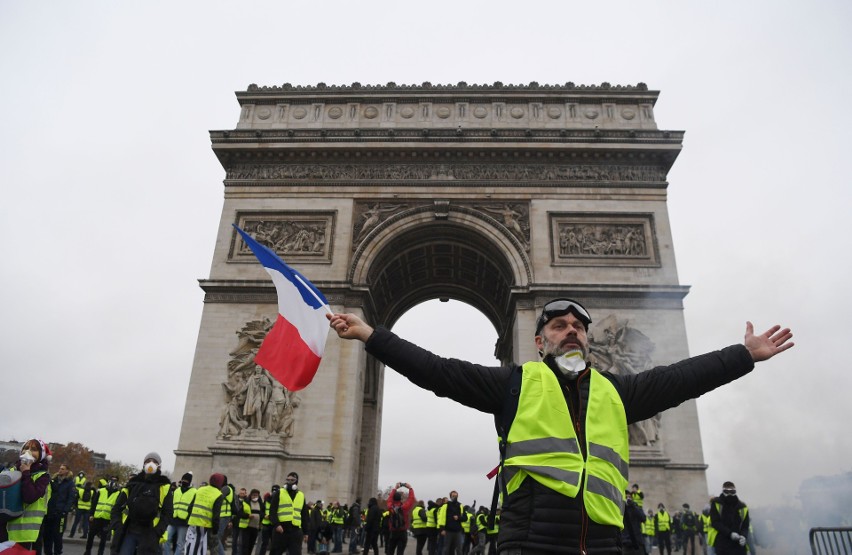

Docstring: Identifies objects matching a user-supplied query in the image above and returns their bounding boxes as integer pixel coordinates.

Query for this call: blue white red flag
[0,542,37,555]
[233,225,330,391]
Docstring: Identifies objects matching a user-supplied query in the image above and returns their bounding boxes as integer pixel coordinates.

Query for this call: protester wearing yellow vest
[84,476,121,555]
[410,501,429,555]
[700,508,714,555]
[424,501,439,555]
[165,472,197,555]
[643,510,656,554]
[110,452,173,555]
[469,508,489,555]
[2,438,52,550]
[269,472,307,555]
[70,479,95,539]
[655,504,673,555]
[709,482,749,555]
[185,473,226,555]
[328,299,794,555]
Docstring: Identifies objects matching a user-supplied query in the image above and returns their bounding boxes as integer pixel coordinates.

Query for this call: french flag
[0,543,36,555]
[234,225,330,391]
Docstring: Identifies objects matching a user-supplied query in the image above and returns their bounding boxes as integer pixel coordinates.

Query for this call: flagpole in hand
[327,312,374,343]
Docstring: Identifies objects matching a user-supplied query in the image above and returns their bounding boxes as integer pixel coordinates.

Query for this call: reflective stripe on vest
[173,487,197,520]
[276,490,305,527]
[188,485,223,528]
[410,507,427,529]
[502,363,629,528]
[7,471,50,543]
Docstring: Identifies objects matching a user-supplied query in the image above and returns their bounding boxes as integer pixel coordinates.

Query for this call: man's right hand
[328,313,374,343]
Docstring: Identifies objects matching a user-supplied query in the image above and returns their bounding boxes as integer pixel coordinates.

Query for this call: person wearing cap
[165,472,197,555]
[327,299,793,555]
[709,482,749,555]
[2,438,52,548]
[110,452,173,555]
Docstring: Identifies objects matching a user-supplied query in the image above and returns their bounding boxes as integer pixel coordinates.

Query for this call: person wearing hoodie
[327,302,793,555]
[110,452,173,555]
[709,482,749,555]
[2,438,52,550]
[43,463,77,555]
[165,472,197,555]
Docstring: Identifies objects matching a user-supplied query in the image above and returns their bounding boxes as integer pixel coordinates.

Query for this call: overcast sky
[2,1,850,511]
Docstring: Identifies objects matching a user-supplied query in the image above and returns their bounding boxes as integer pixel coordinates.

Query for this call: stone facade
[174,82,707,509]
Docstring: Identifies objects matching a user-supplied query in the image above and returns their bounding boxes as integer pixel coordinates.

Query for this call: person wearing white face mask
[110,452,173,555]
[327,298,794,555]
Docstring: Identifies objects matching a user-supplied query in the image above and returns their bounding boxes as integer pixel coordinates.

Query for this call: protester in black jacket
[621,495,646,555]
[362,498,381,555]
[43,464,77,555]
[327,299,793,555]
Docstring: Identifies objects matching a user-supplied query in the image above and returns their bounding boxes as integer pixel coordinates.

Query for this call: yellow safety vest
[172,487,197,521]
[643,517,656,536]
[238,500,251,528]
[475,513,488,534]
[77,488,94,511]
[486,514,499,535]
[7,470,50,543]
[411,507,427,530]
[711,502,748,543]
[460,510,471,533]
[75,475,87,489]
[502,363,629,528]
[632,489,644,508]
[188,485,223,528]
[119,482,170,527]
[262,500,272,526]
[94,488,120,520]
[276,489,305,528]
[220,488,233,519]
[426,507,437,529]
[701,514,714,545]
[656,511,671,532]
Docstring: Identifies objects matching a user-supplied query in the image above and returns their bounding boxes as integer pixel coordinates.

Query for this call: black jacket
[365,327,755,555]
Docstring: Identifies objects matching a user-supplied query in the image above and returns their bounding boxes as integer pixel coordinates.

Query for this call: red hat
[209,473,226,488]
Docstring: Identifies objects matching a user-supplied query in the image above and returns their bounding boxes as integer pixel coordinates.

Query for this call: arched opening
[378,299,500,507]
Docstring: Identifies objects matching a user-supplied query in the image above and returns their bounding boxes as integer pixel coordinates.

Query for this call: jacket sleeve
[20,469,50,504]
[365,327,513,415]
[608,344,755,424]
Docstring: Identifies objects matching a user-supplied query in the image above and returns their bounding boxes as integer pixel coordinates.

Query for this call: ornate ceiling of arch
[365,224,515,333]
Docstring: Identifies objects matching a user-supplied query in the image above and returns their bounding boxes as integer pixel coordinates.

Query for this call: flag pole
[293,273,334,316]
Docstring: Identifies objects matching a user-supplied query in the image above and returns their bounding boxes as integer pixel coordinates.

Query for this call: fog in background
[2,1,850,545]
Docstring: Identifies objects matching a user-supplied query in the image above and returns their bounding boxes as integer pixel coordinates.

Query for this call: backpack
[83,488,93,502]
[388,505,405,531]
[126,481,162,525]
[682,511,696,529]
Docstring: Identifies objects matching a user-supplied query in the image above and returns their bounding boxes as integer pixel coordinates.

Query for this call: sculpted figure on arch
[327,299,793,555]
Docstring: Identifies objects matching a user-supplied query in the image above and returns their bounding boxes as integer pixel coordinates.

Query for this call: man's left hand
[744,321,794,362]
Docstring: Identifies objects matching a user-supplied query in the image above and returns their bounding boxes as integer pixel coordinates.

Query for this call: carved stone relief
[230,212,335,263]
[218,319,302,442]
[550,213,659,267]
[352,202,413,250]
[470,202,530,251]
[226,163,667,183]
[588,314,660,447]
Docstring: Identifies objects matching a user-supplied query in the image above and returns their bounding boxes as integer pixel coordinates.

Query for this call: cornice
[210,127,683,145]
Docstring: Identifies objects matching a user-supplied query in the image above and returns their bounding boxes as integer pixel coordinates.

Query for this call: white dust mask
[144,462,158,474]
[555,350,586,378]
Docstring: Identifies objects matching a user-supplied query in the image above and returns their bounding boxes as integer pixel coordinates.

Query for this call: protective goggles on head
[535,298,592,336]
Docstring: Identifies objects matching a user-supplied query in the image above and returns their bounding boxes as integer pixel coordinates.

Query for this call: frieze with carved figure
[588,314,661,447]
[218,319,302,441]
[550,213,659,267]
[230,212,335,263]
[225,163,667,183]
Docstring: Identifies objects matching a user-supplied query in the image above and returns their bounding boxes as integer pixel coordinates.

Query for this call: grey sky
[1,1,850,509]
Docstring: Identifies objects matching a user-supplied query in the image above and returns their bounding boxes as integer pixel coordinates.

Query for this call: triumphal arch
[174,81,708,506]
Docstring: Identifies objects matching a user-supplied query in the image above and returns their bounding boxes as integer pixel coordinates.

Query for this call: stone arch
[351,206,529,340]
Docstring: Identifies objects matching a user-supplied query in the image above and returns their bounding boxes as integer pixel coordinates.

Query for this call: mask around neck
[554,350,586,378]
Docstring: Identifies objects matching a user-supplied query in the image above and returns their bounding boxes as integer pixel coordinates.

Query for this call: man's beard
[541,335,588,359]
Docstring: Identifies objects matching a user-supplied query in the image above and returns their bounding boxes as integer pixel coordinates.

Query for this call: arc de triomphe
[174,81,708,506]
